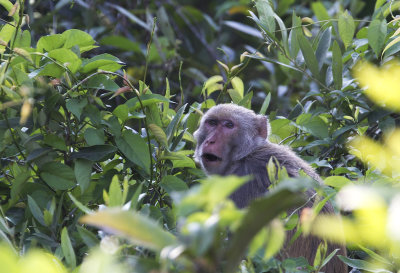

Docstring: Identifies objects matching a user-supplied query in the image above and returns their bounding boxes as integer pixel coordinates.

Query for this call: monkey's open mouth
[202,153,222,162]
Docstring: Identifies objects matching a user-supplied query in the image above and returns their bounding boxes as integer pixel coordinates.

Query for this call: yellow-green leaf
[231,77,244,98]
[81,208,177,252]
[382,35,400,56]
[338,10,355,49]
[149,123,168,148]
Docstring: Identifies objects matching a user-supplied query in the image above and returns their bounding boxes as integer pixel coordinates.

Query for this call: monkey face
[194,104,270,175]
[195,117,237,175]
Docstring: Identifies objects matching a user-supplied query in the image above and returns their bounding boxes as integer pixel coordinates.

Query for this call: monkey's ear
[256,115,269,139]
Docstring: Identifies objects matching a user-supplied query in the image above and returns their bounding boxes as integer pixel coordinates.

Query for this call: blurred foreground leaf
[355,62,400,112]
[80,209,177,252]
[224,186,305,272]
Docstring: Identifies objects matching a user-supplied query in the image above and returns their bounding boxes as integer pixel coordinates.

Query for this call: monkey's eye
[207,119,218,126]
[224,120,234,129]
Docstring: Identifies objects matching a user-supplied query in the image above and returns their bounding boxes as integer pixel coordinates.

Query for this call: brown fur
[194,104,347,273]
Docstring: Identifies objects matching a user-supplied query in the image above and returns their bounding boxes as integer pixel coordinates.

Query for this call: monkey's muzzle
[202,153,222,162]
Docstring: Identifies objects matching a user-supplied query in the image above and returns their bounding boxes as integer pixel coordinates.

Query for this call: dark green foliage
[0,0,400,272]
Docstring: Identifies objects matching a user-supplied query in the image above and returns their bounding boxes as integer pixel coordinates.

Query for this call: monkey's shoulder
[244,142,320,181]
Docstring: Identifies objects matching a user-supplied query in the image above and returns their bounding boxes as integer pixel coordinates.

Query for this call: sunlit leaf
[81,209,177,252]
[349,134,400,175]
[231,77,244,98]
[338,10,355,49]
[354,62,400,112]
[224,187,305,272]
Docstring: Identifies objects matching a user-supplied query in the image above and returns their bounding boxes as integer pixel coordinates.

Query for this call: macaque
[194,104,347,273]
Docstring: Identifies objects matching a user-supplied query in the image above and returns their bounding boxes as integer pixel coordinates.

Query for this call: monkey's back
[227,142,347,273]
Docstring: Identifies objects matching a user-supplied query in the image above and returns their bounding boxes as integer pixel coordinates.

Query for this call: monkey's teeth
[202,153,222,162]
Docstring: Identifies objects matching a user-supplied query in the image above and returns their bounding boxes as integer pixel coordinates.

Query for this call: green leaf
[238,91,253,109]
[68,193,92,214]
[259,92,271,115]
[62,29,96,53]
[108,175,123,207]
[224,188,304,272]
[231,77,244,98]
[331,40,343,90]
[40,162,76,191]
[157,6,176,45]
[177,176,248,216]
[315,27,331,69]
[26,147,52,162]
[320,248,340,268]
[48,48,82,73]
[84,128,105,146]
[0,0,15,16]
[99,35,141,52]
[202,75,223,96]
[323,176,351,189]
[77,226,99,248]
[338,10,355,49]
[205,83,223,96]
[130,183,143,210]
[166,104,186,142]
[126,94,169,111]
[295,113,328,139]
[148,124,168,149]
[80,208,177,252]
[70,145,117,161]
[61,227,76,268]
[113,104,129,123]
[115,131,151,173]
[36,34,65,53]
[248,228,267,256]
[311,2,330,22]
[298,35,320,80]
[29,63,64,78]
[165,151,196,169]
[375,0,387,11]
[110,4,151,31]
[16,30,31,48]
[224,21,263,39]
[274,12,289,53]
[338,256,392,273]
[160,175,188,195]
[255,0,276,33]
[0,24,15,53]
[84,74,120,92]
[357,245,392,266]
[43,134,67,151]
[382,35,400,57]
[10,171,30,200]
[245,53,302,73]
[228,89,243,104]
[368,19,387,57]
[313,241,326,268]
[263,220,285,259]
[27,195,46,226]
[43,210,52,227]
[74,159,92,193]
[289,12,302,58]
[66,98,88,120]
[81,54,123,73]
